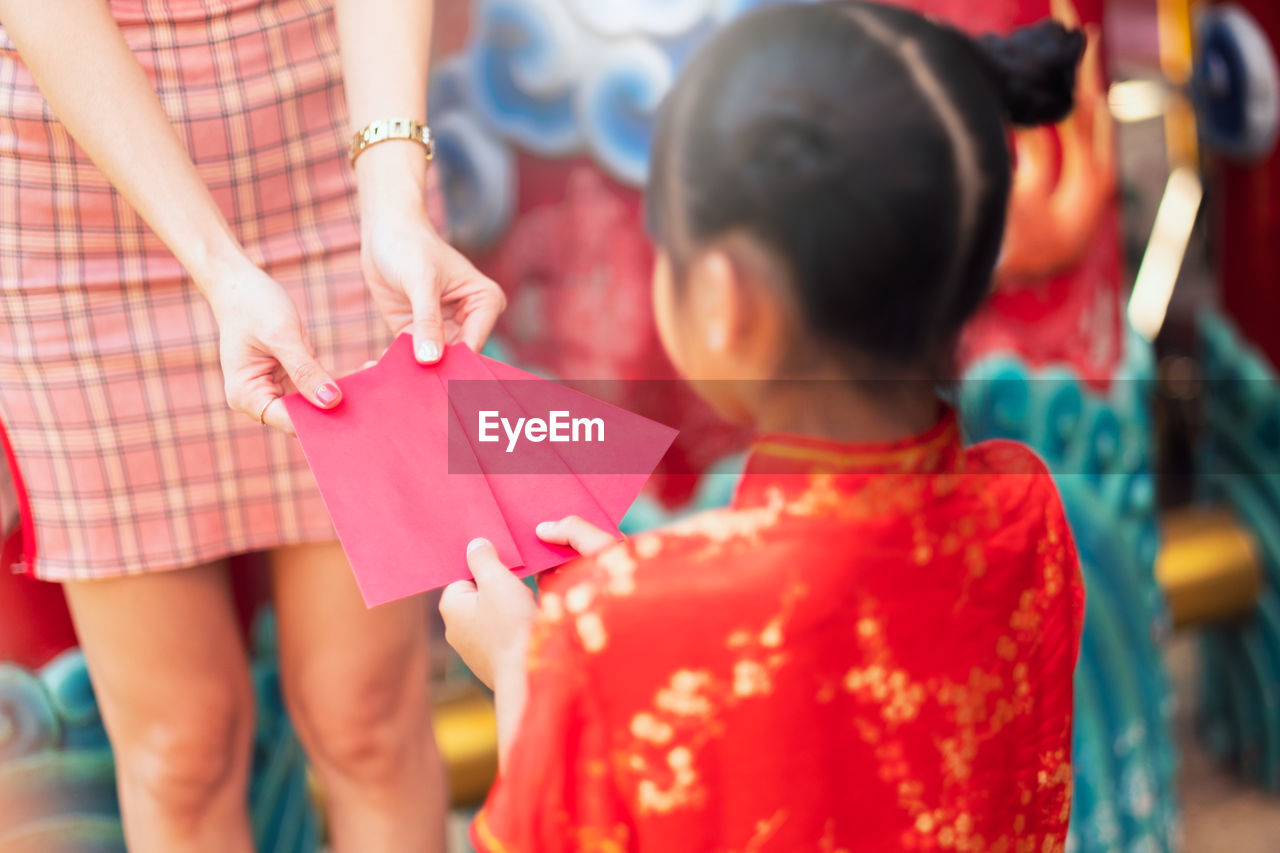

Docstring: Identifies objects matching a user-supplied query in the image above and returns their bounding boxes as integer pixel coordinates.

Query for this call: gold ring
[257,399,274,425]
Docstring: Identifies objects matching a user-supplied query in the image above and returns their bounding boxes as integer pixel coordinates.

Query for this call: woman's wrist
[147,205,255,316]
[188,245,265,321]
[354,138,431,224]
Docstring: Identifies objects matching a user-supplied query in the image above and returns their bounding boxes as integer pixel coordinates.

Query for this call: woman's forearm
[333,0,434,219]
[0,2,250,308]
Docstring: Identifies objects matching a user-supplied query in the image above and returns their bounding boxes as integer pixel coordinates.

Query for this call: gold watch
[349,118,434,165]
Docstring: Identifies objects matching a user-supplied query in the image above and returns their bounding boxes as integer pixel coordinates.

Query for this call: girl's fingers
[535,516,619,556]
[439,580,478,624]
[465,537,521,587]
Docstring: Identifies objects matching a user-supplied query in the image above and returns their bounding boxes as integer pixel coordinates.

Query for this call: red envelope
[285,335,677,607]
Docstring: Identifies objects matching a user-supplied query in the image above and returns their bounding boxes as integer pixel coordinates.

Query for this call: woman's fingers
[535,516,619,557]
[275,339,342,410]
[408,272,445,364]
[259,397,295,434]
[460,276,506,353]
[233,384,296,433]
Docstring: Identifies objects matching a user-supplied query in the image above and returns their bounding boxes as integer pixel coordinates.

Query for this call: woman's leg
[62,560,255,853]
[270,541,446,853]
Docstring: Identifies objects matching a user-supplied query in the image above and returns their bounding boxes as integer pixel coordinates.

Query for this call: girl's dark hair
[646,1,1086,371]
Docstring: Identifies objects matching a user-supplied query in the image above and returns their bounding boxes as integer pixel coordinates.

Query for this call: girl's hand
[207,260,341,433]
[439,539,537,689]
[361,204,505,364]
[535,516,621,557]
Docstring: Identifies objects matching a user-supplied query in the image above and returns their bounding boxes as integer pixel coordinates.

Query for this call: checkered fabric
[0,0,390,580]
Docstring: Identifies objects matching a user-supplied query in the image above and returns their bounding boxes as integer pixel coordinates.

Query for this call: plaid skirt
[0,0,390,581]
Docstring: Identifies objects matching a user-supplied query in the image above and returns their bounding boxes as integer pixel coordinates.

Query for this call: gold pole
[1157,508,1263,628]
[434,689,500,807]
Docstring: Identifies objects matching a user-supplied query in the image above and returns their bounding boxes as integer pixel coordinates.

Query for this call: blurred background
[3,0,1280,851]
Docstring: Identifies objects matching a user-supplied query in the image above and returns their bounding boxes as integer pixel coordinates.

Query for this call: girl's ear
[709,235,793,379]
[680,236,794,383]
[693,251,737,358]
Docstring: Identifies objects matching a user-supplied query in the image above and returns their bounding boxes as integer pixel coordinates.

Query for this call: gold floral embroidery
[837,588,1071,852]
[819,818,851,853]
[843,615,926,726]
[635,745,702,814]
[735,809,788,852]
[629,712,674,745]
[560,580,611,653]
[541,590,564,622]
[564,582,595,614]
[619,578,808,816]
[760,618,784,649]
[575,611,607,653]
[571,822,631,853]
[596,545,638,596]
[664,495,786,551]
[733,659,773,697]
[633,533,663,560]
[654,670,716,719]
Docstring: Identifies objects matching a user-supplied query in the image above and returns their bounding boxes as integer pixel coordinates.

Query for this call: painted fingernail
[316,383,341,407]
[535,522,556,537]
[467,537,490,554]
[416,341,441,364]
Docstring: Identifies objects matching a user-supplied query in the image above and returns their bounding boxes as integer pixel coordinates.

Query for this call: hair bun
[976,20,1087,127]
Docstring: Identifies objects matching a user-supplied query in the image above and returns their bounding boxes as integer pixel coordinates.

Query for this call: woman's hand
[360,183,505,364]
[207,259,341,433]
[440,538,537,689]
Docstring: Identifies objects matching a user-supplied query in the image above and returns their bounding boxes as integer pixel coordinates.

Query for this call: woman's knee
[116,684,254,819]
[286,654,434,786]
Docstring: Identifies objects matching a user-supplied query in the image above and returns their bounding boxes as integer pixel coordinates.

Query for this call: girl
[441,2,1086,851]
[0,0,501,850]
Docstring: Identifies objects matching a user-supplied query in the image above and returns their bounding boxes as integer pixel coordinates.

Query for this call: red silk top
[473,413,1083,853]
